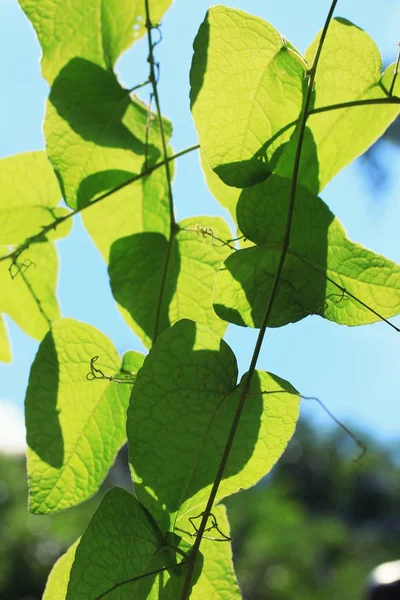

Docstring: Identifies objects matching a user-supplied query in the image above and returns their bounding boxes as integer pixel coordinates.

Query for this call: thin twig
[301,395,367,462]
[291,250,400,333]
[93,561,186,600]
[0,145,199,267]
[180,2,339,597]
[144,0,177,343]
[389,43,400,96]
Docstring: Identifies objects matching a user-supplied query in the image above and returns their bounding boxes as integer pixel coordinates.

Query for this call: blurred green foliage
[0,419,399,600]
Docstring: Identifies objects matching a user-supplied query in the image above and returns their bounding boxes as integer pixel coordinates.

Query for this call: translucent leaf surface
[0,152,71,244]
[43,540,79,600]
[19,0,173,84]
[190,6,305,188]
[0,316,11,363]
[0,242,60,341]
[45,63,169,208]
[109,216,233,348]
[214,177,400,328]
[128,319,300,532]
[82,168,170,261]
[43,503,240,600]
[65,487,196,600]
[200,152,240,223]
[276,19,400,193]
[25,319,141,513]
[191,505,241,600]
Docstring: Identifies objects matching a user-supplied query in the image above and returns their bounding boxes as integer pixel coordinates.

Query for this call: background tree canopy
[1,419,399,600]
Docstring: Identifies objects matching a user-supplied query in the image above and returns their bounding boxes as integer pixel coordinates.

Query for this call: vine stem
[144,0,177,343]
[0,145,198,267]
[389,43,400,96]
[179,1,339,597]
[3,96,399,270]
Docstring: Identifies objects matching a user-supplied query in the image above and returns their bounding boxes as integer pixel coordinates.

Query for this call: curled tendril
[188,511,231,542]
[245,389,367,463]
[86,356,135,384]
[9,258,36,279]
[186,225,237,251]
[325,289,349,309]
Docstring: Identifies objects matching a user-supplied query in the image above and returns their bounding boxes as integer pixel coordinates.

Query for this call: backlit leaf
[0,316,11,363]
[109,216,233,348]
[43,540,79,600]
[214,177,400,328]
[19,0,173,84]
[0,151,71,244]
[65,487,196,600]
[25,319,142,513]
[0,242,60,341]
[276,19,400,193]
[190,6,306,187]
[128,319,300,532]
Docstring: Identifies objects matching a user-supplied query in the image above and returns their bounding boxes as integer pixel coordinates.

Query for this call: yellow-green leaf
[25,319,142,513]
[190,6,306,188]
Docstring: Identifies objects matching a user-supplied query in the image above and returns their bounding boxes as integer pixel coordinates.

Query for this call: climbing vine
[1,0,399,598]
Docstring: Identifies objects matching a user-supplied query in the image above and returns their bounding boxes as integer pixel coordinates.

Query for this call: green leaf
[0,242,60,341]
[0,316,12,363]
[25,319,140,513]
[128,319,300,532]
[276,18,400,193]
[0,151,71,244]
[43,504,239,600]
[109,215,233,348]
[45,61,169,209]
[121,350,146,377]
[214,176,400,328]
[43,539,79,600]
[66,487,197,600]
[19,0,173,84]
[190,6,306,188]
[81,165,170,263]
[191,505,241,600]
[200,152,240,224]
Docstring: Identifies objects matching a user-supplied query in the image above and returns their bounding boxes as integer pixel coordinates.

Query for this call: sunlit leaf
[45,62,170,208]
[191,505,241,600]
[190,6,306,187]
[109,216,233,348]
[65,487,197,600]
[276,18,400,193]
[25,319,142,513]
[43,539,79,600]
[128,319,300,532]
[18,0,173,84]
[214,177,400,328]
[0,315,12,363]
[0,151,71,244]
[0,242,60,341]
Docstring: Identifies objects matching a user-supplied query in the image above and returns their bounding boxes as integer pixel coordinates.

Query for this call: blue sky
[1,0,399,450]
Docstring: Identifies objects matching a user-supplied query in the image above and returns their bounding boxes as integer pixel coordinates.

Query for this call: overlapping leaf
[275,18,400,193]
[43,502,240,600]
[0,242,60,342]
[18,0,173,84]
[190,5,306,188]
[0,152,71,244]
[43,540,79,600]
[25,318,144,514]
[44,64,167,208]
[214,176,400,328]
[128,319,300,532]
[109,215,233,348]
[65,487,198,600]
[20,0,173,209]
